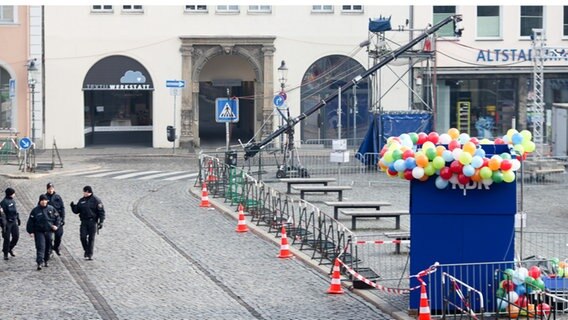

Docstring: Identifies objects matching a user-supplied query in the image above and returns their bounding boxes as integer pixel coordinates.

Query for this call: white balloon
[449,174,459,185]
[458,133,470,144]
[452,148,463,161]
[507,291,519,303]
[511,159,521,171]
[482,178,493,186]
[439,133,452,145]
[412,167,425,179]
[517,267,529,279]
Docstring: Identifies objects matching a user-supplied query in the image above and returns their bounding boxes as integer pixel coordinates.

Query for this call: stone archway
[179,36,276,150]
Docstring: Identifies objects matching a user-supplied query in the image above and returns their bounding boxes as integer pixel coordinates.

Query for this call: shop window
[520,6,543,37]
[0,6,16,23]
[341,5,363,13]
[477,6,500,38]
[91,5,113,13]
[216,5,239,13]
[184,5,207,13]
[312,5,333,13]
[433,6,456,37]
[248,5,271,13]
[564,6,568,37]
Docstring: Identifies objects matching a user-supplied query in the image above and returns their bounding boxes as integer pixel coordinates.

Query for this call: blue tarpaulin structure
[368,16,392,33]
[356,111,432,165]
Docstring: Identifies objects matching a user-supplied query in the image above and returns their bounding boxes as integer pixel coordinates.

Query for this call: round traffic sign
[273,95,285,107]
[19,137,32,150]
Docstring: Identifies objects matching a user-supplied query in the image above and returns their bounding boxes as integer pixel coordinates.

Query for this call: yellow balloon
[463,142,476,155]
[524,141,536,153]
[520,130,532,141]
[507,128,518,139]
[422,141,435,151]
[503,170,515,183]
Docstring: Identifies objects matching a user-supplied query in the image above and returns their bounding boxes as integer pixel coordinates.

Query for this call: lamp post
[27,59,38,143]
[277,60,288,149]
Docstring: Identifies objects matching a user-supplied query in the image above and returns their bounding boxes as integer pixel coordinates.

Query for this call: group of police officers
[0,183,105,270]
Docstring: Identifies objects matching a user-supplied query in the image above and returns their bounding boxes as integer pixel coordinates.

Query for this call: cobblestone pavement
[0,148,393,320]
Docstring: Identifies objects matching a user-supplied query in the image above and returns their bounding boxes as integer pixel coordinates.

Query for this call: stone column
[261,46,276,139]
[180,45,195,151]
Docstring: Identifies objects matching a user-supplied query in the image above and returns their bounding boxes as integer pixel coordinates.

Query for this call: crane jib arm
[244,14,462,160]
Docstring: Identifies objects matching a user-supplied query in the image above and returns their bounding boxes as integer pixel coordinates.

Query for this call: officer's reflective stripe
[65,169,114,176]
[136,171,185,180]
[86,169,137,178]
[162,172,199,181]
[112,170,162,179]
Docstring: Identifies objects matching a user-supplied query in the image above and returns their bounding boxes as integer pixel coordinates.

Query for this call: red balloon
[387,168,398,176]
[482,157,490,167]
[417,132,428,145]
[450,160,463,174]
[440,167,452,180]
[517,295,528,308]
[448,140,461,151]
[494,138,505,144]
[516,153,527,161]
[502,279,515,291]
[529,266,541,279]
[469,137,479,145]
[402,150,415,160]
[457,174,470,185]
[537,303,551,316]
[403,169,413,180]
[500,159,513,171]
[427,132,439,144]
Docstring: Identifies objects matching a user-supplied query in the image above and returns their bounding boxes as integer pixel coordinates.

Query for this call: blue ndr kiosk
[409,145,516,313]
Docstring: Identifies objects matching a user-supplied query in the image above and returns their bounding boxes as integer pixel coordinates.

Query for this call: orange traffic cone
[235,204,249,232]
[206,160,217,182]
[199,182,211,208]
[418,283,431,320]
[327,258,344,294]
[277,226,294,259]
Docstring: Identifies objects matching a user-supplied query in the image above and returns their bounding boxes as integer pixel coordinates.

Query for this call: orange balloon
[471,169,482,182]
[436,145,446,156]
[448,128,460,140]
[415,154,429,168]
[463,142,476,155]
[488,158,501,171]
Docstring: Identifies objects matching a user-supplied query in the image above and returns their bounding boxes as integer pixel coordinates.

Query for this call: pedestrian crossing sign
[215,98,239,123]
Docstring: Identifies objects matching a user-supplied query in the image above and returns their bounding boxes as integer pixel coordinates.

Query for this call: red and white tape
[354,240,411,245]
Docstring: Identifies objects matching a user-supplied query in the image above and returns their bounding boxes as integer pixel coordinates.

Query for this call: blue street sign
[215,98,239,123]
[273,94,285,108]
[9,79,15,98]
[19,137,32,150]
[166,80,186,88]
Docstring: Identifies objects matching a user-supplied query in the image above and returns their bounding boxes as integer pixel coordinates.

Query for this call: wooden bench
[279,177,337,194]
[324,201,392,220]
[384,232,410,254]
[340,209,409,230]
[291,185,352,201]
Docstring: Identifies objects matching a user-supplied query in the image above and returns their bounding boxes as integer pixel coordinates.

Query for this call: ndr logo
[449,181,491,190]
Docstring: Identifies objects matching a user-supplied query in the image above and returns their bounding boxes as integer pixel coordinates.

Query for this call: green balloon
[502,170,515,183]
[503,268,514,280]
[424,163,436,176]
[392,149,403,160]
[492,171,504,183]
[432,156,445,170]
[409,132,418,144]
[426,148,437,161]
[500,153,512,160]
[496,287,506,298]
[480,167,493,179]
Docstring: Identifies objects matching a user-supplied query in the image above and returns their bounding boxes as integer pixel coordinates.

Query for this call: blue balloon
[442,150,453,162]
[474,148,486,158]
[435,176,449,189]
[394,159,406,172]
[463,165,475,177]
[404,157,417,170]
[511,132,523,145]
[388,163,396,172]
[515,284,526,296]
[471,155,483,169]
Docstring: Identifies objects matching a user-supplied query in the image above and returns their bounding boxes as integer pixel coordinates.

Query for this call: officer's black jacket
[71,195,105,223]
[26,204,56,233]
[0,197,19,223]
[46,192,65,225]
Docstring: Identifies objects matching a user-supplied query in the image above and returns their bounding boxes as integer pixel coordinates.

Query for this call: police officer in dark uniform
[45,182,65,256]
[70,185,105,260]
[1,188,20,260]
[26,194,58,270]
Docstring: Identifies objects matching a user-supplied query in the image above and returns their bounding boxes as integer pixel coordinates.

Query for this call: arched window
[0,67,13,129]
[300,55,370,145]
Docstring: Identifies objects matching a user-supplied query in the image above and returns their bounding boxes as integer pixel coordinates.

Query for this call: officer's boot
[3,253,8,260]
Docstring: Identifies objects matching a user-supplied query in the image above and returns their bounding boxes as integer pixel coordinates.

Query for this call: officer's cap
[83,185,93,193]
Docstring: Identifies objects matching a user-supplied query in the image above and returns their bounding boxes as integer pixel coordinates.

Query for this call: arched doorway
[82,55,154,146]
[300,55,370,146]
[0,67,14,130]
[198,54,256,146]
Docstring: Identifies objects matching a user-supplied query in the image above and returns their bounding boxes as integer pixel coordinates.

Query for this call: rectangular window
[341,5,362,13]
[477,6,500,38]
[564,6,568,37]
[248,5,271,13]
[312,5,333,13]
[122,5,144,13]
[184,5,207,13]
[216,5,239,13]
[433,6,456,37]
[520,6,543,37]
[0,6,15,23]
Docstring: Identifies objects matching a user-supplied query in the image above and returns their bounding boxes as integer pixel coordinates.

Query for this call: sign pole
[173,92,176,154]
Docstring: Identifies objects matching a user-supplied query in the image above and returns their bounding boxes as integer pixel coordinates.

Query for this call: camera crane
[244,15,463,167]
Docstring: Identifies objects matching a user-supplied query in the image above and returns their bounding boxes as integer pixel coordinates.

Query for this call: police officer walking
[45,182,65,256]
[1,188,20,260]
[26,194,58,270]
[70,186,105,260]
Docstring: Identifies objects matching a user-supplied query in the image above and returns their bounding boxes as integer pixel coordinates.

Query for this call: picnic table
[279,177,337,194]
[340,209,409,230]
[291,185,352,201]
[323,201,392,220]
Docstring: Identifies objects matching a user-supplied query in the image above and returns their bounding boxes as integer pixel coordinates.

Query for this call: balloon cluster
[496,266,550,317]
[378,128,536,189]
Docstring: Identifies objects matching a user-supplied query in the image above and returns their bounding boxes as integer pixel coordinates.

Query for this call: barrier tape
[355,240,411,245]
